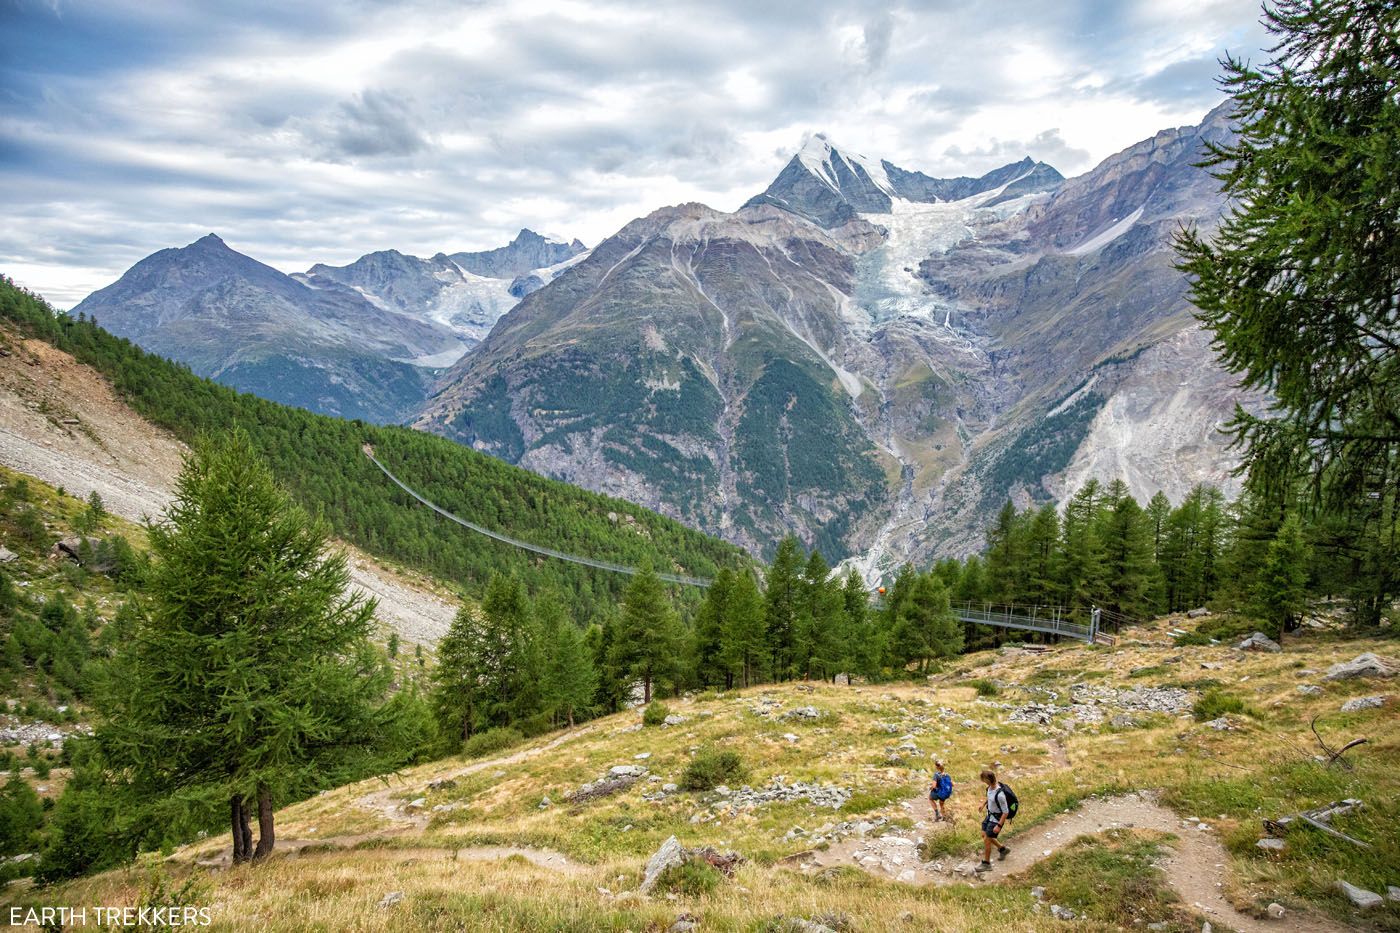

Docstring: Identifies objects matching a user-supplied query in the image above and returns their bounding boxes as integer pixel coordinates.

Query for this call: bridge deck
[953,603,1095,642]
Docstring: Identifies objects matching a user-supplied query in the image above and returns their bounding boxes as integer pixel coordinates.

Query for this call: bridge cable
[362,446,712,588]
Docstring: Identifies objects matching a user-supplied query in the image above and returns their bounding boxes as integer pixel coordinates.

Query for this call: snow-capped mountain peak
[797,133,896,198]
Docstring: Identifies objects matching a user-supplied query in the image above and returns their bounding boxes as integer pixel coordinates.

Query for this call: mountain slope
[1,278,747,619]
[416,204,890,559]
[71,235,463,423]
[298,231,590,349]
[419,108,1254,572]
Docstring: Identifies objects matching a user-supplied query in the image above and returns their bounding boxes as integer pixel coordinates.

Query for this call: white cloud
[0,0,1269,306]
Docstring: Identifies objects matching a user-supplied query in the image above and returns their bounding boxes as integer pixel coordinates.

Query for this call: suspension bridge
[365,445,1125,644]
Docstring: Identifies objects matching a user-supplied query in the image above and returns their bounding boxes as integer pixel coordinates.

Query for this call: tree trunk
[567,706,575,728]
[643,673,652,704]
[252,784,275,861]
[230,796,252,864]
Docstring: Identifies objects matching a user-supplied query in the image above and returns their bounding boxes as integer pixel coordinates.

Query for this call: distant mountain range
[66,101,1255,573]
[72,230,586,422]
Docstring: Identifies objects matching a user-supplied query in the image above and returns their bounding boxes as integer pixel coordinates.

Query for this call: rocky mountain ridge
[418,102,1257,573]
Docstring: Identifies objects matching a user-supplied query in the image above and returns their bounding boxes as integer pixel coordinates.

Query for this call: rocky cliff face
[419,105,1256,573]
[449,229,587,279]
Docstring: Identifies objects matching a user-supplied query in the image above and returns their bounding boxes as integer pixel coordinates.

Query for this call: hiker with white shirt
[974,768,1017,872]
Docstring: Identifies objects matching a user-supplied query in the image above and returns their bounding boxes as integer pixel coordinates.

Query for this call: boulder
[1387,885,1400,903]
[1336,880,1382,909]
[640,836,686,893]
[0,546,16,563]
[51,535,116,572]
[1186,608,1211,618]
[1238,632,1281,653]
[1324,653,1399,681]
[1340,695,1386,712]
[1255,837,1285,852]
[1266,903,1286,919]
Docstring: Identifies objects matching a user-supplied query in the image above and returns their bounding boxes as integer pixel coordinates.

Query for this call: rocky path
[355,725,599,829]
[803,791,1352,932]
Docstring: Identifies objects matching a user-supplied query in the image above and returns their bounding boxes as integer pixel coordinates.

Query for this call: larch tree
[612,565,682,703]
[99,433,388,863]
[1176,0,1400,626]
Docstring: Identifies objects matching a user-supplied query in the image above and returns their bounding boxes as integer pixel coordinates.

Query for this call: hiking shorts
[982,816,1003,838]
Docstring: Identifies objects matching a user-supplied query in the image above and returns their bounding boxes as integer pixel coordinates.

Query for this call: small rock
[1336,880,1383,909]
[782,733,800,742]
[635,752,652,760]
[1266,903,1286,919]
[404,797,427,810]
[0,546,16,563]
[1340,695,1386,712]
[1256,838,1285,852]
[1388,885,1400,902]
[538,796,551,809]
[1296,685,1322,696]
[664,715,687,726]
[662,783,678,793]
[1030,886,1046,901]
[1203,717,1233,731]
[1148,924,1168,931]
[1187,607,1211,618]
[377,891,403,909]
[426,778,457,791]
[899,911,914,923]
[1050,905,1076,921]
[670,920,698,933]
[1238,632,1281,653]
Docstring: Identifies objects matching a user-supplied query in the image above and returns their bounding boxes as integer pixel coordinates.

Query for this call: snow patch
[1066,207,1144,256]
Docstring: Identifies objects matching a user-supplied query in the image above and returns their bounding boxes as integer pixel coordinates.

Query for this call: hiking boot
[998,846,1010,861]
[974,861,993,873]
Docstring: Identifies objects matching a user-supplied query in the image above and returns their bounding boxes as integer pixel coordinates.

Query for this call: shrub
[966,678,999,697]
[681,748,745,791]
[1193,688,1249,722]
[653,858,723,896]
[1173,632,1212,647]
[642,701,671,727]
[462,727,524,759]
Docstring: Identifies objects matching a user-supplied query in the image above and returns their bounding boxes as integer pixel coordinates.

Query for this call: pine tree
[763,536,804,680]
[1175,0,1400,626]
[985,502,1027,604]
[719,571,767,688]
[1099,493,1160,620]
[1255,512,1310,643]
[1058,481,1109,613]
[537,594,595,728]
[692,568,733,687]
[611,565,682,703]
[99,433,388,863]
[839,571,872,680]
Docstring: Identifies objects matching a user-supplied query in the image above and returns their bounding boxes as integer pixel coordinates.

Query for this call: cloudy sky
[2,0,1271,306]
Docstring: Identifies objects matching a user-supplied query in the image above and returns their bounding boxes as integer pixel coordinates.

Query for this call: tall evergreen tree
[612,566,682,703]
[719,571,767,688]
[763,536,804,680]
[100,433,388,863]
[693,569,734,687]
[1176,0,1400,626]
[1255,512,1311,643]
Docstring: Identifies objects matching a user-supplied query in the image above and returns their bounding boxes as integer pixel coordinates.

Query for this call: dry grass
[6,620,1398,930]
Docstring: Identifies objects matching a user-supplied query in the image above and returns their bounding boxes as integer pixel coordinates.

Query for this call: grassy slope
[10,619,1398,931]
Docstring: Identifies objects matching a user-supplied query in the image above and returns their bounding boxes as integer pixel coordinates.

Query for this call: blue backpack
[933,772,953,800]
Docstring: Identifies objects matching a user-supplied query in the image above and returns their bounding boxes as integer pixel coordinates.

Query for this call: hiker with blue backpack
[975,769,1017,873]
[929,760,954,822]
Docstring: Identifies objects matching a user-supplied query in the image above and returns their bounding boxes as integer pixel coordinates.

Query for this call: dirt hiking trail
[804,790,1352,933]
